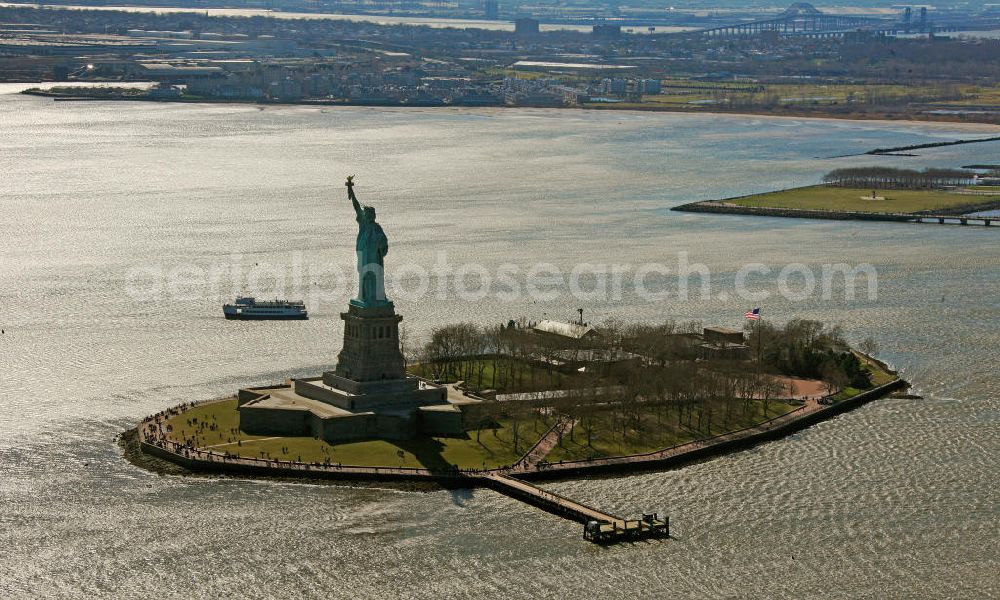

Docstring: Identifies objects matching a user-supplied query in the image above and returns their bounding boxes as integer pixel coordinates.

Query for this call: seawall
[129,377,907,485]
[517,377,908,482]
[674,201,913,222]
[672,198,1000,223]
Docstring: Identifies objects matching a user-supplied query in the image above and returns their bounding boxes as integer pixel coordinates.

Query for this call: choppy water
[1,87,998,598]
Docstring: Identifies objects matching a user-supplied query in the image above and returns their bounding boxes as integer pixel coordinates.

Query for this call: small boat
[223,296,308,320]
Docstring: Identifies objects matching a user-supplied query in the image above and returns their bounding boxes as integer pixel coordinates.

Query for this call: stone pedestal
[334,302,406,383]
[297,301,449,413]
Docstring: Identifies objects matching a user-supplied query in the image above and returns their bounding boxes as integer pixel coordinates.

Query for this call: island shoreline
[19,87,1000,126]
[673,188,1000,225]
[123,373,909,486]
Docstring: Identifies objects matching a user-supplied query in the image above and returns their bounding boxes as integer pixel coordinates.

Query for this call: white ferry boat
[223,296,308,320]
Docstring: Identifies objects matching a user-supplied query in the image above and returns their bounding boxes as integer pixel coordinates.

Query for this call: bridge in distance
[697,3,999,39]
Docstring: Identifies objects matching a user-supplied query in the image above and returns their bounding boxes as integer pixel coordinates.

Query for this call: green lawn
[728,185,998,214]
[163,395,800,467]
[163,398,271,448]
[221,430,535,470]
[586,81,991,111]
[853,351,898,388]
[163,351,894,468]
[546,398,799,463]
[865,361,897,387]
[163,399,552,469]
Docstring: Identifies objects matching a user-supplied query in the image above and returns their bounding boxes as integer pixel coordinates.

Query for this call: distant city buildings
[597,78,662,98]
[592,24,622,39]
[514,17,539,36]
[148,82,181,99]
[2,3,998,119]
[502,77,588,107]
[483,0,498,21]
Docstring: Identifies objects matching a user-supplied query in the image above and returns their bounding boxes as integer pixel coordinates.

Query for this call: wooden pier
[480,473,669,544]
[673,201,999,228]
[912,215,994,226]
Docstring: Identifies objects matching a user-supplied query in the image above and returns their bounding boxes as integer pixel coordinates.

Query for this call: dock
[480,472,669,544]
[673,201,999,227]
[911,214,994,226]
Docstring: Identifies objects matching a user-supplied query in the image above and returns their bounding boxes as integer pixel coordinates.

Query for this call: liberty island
[124,175,908,544]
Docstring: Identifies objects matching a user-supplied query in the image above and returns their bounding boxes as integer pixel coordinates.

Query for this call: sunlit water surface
[0,87,998,598]
[0,3,692,33]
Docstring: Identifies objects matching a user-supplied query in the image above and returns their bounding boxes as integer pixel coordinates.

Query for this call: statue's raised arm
[344,174,390,307]
[346,175,362,219]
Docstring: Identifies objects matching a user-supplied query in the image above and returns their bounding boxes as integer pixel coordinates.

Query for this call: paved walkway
[513,417,577,472]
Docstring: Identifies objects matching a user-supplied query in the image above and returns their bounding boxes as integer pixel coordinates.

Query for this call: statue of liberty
[346,176,390,307]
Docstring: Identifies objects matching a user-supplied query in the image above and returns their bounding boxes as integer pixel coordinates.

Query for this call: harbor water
[0,87,998,598]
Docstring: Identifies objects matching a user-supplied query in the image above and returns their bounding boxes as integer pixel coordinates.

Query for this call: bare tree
[860,337,879,364]
[821,361,849,398]
[399,322,411,370]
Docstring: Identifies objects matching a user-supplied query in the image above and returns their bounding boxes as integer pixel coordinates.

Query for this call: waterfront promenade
[131,374,905,542]
[135,377,906,483]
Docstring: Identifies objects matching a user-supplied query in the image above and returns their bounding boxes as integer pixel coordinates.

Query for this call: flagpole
[756,316,762,365]
[744,308,762,366]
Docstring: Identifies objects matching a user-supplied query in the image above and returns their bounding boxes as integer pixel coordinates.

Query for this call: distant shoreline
[20,87,1000,126]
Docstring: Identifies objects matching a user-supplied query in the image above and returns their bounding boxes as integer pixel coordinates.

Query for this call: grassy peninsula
[674,166,1000,223]
[727,185,1000,214]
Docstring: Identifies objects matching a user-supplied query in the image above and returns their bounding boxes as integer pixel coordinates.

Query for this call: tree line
[412,318,876,454]
[822,166,975,189]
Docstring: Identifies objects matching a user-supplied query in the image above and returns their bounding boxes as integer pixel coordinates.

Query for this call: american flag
[744,308,761,321]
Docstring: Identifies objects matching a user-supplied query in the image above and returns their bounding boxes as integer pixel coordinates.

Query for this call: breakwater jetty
[866,135,1000,155]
